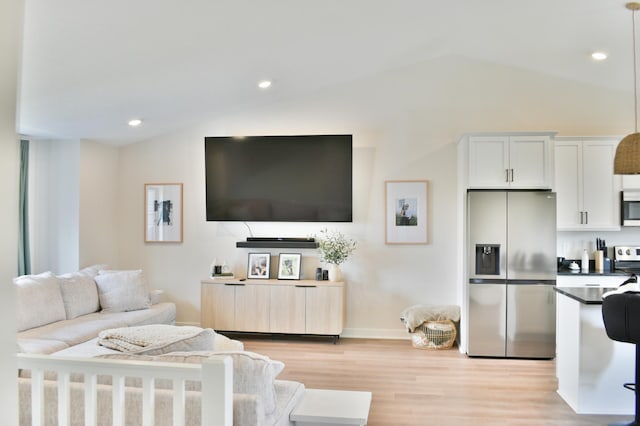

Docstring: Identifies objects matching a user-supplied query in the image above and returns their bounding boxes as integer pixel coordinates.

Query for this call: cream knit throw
[98,324,204,353]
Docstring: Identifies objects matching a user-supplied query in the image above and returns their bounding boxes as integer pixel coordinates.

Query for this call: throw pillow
[79,264,109,278]
[57,271,100,319]
[94,269,150,312]
[15,271,66,332]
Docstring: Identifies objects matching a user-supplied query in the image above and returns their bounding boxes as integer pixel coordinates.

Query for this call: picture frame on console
[385,180,429,245]
[144,183,183,243]
[248,253,271,279]
[277,253,302,280]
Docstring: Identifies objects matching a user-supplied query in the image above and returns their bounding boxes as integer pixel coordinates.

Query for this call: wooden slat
[57,372,70,426]
[83,373,97,426]
[173,379,186,426]
[112,375,126,426]
[201,356,233,426]
[142,377,155,426]
[31,369,44,426]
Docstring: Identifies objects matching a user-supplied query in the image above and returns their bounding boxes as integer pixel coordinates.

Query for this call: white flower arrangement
[316,228,356,265]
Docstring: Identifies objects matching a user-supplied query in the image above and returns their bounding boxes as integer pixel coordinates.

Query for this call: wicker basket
[410,319,457,349]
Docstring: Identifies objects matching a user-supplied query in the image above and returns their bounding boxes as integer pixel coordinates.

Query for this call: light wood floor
[239,336,631,426]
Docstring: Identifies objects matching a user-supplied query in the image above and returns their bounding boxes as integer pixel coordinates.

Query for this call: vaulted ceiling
[17,0,636,144]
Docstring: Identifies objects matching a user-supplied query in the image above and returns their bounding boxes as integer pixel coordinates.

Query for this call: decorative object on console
[277,253,302,280]
[614,2,640,175]
[248,252,271,279]
[384,180,429,244]
[316,228,357,282]
[144,183,183,242]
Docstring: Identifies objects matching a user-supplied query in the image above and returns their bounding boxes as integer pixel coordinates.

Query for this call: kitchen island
[555,286,635,415]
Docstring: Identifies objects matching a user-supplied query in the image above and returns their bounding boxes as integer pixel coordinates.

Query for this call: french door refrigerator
[467,190,557,358]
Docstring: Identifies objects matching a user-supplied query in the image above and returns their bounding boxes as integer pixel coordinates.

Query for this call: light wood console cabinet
[201,279,345,339]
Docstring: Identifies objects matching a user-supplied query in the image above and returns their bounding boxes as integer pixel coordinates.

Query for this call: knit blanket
[400,304,460,333]
[98,324,205,353]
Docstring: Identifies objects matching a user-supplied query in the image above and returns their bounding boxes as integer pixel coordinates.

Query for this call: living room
[4,1,640,425]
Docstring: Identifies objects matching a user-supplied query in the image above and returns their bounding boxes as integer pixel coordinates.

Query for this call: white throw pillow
[94,269,150,312]
[57,271,100,319]
[15,271,66,332]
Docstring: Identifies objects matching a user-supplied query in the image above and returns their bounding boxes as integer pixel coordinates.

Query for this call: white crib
[17,353,233,426]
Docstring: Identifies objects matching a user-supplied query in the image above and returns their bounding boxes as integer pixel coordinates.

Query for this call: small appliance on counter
[621,190,640,226]
[614,246,640,273]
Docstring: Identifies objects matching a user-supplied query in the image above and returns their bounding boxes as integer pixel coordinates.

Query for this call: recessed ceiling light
[258,80,272,89]
[128,119,143,127]
[591,51,608,61]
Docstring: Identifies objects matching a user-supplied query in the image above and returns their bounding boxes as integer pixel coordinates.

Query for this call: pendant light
[615,2,640,174]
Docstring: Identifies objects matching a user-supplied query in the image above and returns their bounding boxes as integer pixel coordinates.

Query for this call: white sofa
[15,266,306,425]
[16,266,177,356]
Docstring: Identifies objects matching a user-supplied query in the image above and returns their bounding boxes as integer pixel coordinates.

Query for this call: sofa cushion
[17,338,69,355]
[15,272,67,332]
[96,302,177,327]
[57,271,100,319]
[94,269,150,313]
[17,314,129,347]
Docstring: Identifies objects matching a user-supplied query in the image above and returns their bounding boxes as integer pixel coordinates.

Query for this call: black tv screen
[205,135,352,222]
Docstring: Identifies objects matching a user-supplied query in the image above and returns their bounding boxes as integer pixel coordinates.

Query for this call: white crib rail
[17,353,233,426]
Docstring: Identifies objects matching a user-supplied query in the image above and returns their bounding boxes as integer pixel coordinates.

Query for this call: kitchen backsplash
[558,228,640,259]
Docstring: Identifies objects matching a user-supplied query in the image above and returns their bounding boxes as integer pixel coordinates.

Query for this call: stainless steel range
[613,246,640,273]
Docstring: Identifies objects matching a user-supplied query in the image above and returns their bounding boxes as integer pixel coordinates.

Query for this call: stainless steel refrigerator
[467,190,556,358]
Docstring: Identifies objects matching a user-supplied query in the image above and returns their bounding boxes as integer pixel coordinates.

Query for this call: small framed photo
[277,253,302,280]
[247,253,270,279]
[144,183,183,243]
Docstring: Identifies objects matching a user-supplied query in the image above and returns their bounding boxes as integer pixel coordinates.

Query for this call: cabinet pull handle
[505,169,509,183]
[580,211,584,224]
[225,283,245,286]
[295,285,317,288]
[510,168,514,182]
[585,211,588,224]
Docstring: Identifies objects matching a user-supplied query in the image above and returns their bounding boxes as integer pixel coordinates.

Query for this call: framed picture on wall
[144,183,183,243]
[247,253,271,279]
[277,253,302,280]
[385,180,429,244]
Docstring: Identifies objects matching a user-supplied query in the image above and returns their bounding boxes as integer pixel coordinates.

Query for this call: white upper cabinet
[467,134,552,189]
[554,138,621,231]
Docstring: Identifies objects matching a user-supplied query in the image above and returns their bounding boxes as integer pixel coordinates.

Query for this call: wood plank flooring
[240,336,630,426]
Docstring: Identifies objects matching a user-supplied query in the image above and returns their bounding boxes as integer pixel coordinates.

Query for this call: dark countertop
[554,287,618,305]
[557,269,629,277]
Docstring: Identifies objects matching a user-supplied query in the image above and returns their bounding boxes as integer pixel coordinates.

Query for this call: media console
[200,278,345,342]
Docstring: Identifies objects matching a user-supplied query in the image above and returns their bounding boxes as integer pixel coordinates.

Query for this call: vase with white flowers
[316,229,356,281]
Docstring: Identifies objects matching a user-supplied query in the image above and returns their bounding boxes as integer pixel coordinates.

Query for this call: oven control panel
[614,246,640,262]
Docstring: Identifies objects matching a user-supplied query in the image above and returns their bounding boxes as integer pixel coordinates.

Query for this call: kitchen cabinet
[201,279,345,338]
[467,134,552,189]
[554,138,621,230]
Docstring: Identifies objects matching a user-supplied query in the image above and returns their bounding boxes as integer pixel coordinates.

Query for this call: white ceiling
[17,0,637,145]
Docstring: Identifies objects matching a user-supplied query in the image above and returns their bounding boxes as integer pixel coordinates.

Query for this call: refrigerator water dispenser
[475,244,500,275]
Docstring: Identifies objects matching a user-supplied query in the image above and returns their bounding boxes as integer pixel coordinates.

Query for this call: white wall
[1,0,23,422]
[29,139,80,274]
[79,140,120,268]
[111,55,632,338]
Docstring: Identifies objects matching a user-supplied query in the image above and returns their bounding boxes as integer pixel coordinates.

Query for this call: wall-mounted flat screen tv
[204,134,352,222]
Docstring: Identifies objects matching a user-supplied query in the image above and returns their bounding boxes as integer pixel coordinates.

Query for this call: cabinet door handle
[510,169,514,182]
[225,283,245,286]
[580,211,584,224]
[295,285,317,288]
[585,211,588,224]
